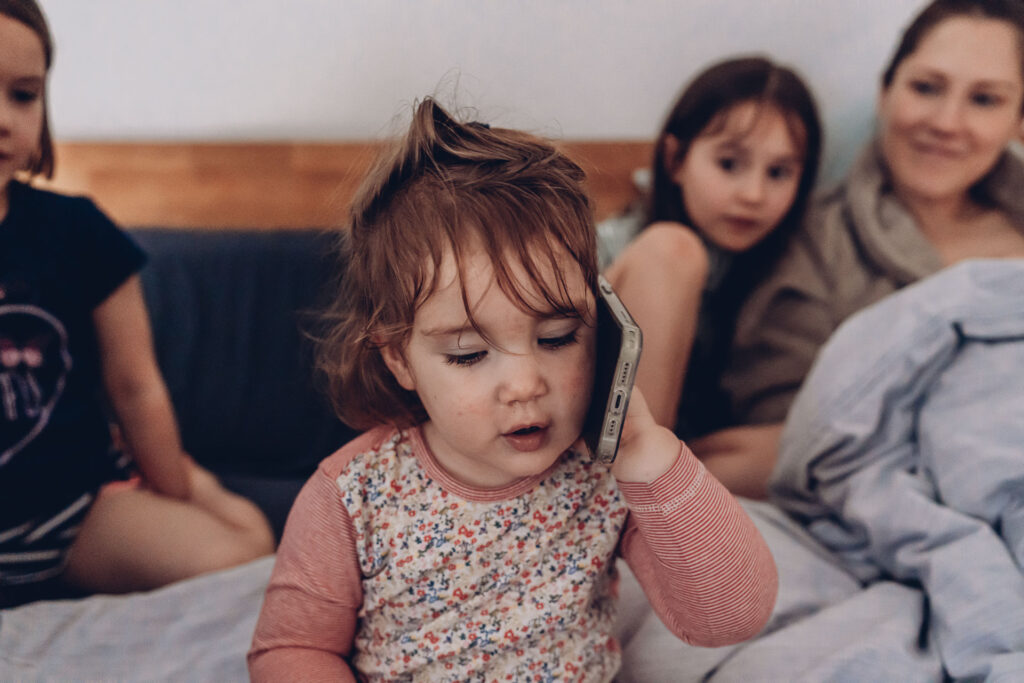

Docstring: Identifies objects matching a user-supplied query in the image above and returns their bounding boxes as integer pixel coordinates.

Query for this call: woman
[713,0,1024,497]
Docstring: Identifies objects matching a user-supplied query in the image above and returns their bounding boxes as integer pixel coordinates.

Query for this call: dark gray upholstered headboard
[131,228,357,478]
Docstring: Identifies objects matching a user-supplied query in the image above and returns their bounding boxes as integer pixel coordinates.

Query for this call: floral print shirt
[250,425,777,682]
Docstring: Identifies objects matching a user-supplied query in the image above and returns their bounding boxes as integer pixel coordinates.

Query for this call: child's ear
[380,344,416,391]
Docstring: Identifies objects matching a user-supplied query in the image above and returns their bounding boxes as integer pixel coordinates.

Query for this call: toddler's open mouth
[503,424,549,452]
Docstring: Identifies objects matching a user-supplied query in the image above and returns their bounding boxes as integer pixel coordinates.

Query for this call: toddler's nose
[497,354,549,405]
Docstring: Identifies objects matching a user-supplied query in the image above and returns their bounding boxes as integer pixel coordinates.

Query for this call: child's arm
[249,467,363,681]
[689,423,784,500]
[93,275,191,499]
[610,391,778,646]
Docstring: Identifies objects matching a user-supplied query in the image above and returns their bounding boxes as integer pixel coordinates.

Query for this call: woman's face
[879,16,1024,206]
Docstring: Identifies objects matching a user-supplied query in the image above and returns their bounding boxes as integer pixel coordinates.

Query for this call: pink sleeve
[248,466,364,681]
[617,443,778,647]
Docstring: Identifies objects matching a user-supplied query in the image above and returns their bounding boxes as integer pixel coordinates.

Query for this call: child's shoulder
[11,181,105,219]
[315,425,428,517]
[317,424,409,479]
[7,182,120,247]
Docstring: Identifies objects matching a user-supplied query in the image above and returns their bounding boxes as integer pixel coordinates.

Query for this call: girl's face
[879,16,1024,206]
[0,14,45,194]
[671,101,804,253]
[381,240,595,489]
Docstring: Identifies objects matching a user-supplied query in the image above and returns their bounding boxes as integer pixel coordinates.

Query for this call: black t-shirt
[0,181,146,524]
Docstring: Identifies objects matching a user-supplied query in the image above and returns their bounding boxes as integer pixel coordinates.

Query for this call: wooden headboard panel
[43,141,652,230]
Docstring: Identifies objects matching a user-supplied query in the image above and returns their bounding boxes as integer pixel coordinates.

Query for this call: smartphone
[581,275,642,463]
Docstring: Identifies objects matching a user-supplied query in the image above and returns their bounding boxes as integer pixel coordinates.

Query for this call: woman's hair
[0,0,54,178]
[882,0,1024,98]
[318,98,597,430]
[650,57,821,246]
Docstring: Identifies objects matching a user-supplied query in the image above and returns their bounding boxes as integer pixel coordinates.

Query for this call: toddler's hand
[609,388,683,483]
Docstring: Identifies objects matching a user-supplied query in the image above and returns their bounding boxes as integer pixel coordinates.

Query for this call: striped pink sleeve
[248,463,364,682]
[617,443,778,647]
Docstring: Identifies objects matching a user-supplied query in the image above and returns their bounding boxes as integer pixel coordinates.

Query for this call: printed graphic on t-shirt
[0,305,72,466]
[0,490,93,587]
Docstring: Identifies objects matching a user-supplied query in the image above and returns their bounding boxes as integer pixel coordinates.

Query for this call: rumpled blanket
[0,556,273,681]
[772,259,1024,681]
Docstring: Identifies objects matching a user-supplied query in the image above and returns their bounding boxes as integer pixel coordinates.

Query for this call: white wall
[41,0,924,181]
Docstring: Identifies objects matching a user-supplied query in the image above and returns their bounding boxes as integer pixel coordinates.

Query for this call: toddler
[249,99,776,681]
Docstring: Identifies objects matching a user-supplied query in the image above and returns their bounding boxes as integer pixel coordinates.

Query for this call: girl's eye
[12,89,41,104]
[445,351,486,367]
[539,330,578,350]
[717,157,738,172]
[767,164,797,181]
[910,80,940,96]
[971,92,1003,108]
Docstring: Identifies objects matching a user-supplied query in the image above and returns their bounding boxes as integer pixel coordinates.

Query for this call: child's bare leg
[62,477,274,594]
[183,463,277,539]
[605,223,709,429]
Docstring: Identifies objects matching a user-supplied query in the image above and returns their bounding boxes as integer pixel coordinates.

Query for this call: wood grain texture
[41,141,652,229]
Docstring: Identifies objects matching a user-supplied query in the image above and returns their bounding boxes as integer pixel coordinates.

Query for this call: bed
[5,260,1023,681]
[4,137,1022,680]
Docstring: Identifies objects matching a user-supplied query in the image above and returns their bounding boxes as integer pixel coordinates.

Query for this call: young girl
[603,57,822,497]
[249,99,777,681]
[0,0,273,607]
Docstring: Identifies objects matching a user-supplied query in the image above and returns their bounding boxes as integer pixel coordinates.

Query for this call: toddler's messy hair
[318,98,597,429]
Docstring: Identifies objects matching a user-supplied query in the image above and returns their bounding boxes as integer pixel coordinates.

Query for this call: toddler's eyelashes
[444,351,486,367]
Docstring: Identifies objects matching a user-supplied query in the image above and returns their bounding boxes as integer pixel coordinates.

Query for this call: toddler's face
[381,241,595,489]
[673,101,804,252]
[0,15,45,191]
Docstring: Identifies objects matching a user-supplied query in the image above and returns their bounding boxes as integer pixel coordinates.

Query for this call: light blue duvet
[773,259,1024,681]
